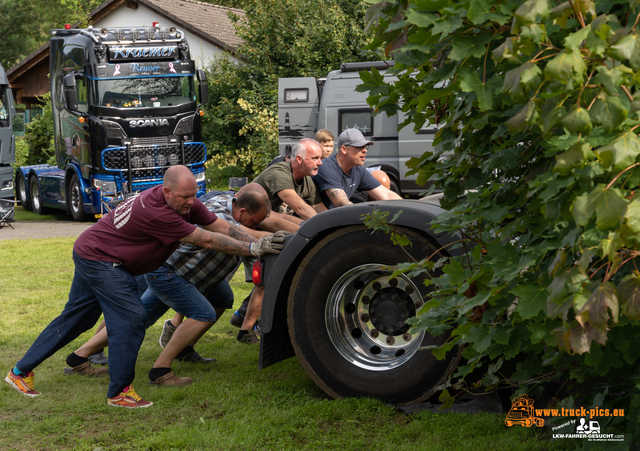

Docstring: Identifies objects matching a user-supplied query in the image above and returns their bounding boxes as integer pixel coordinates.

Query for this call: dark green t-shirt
[253,162,321,211]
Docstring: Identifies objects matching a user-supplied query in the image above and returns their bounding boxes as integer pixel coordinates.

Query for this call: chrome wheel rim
[325,264,425,371]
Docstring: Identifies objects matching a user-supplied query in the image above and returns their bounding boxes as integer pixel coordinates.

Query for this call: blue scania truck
[16,24,208,221]
[0,62,16,199]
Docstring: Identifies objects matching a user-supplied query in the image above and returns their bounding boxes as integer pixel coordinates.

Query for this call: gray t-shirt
[313,155,380,209]
[253,161,321,211]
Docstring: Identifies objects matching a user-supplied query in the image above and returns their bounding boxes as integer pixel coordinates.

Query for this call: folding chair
[0,199,16,229]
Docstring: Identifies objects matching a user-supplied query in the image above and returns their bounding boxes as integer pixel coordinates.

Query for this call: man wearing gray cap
[313,128,402,208]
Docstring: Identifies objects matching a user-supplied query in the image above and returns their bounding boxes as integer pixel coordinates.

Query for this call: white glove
[249,231,289,257]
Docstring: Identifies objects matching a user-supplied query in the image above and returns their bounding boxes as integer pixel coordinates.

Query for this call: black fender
[259,196,461,369]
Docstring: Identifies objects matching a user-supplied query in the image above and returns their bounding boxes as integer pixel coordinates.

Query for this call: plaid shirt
[164,193,242,293]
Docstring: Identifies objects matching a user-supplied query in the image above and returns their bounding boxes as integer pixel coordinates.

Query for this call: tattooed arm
[201,217,259,243]
[179,227,253,256]
[325,188,352,207]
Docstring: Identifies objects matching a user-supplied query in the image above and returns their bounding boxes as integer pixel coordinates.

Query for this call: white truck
[278,61,436,197]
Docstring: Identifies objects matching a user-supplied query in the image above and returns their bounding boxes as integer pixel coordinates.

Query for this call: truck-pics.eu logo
[505,394,545,428]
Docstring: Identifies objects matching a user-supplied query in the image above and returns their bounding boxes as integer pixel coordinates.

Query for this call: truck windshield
[0,86,8,126]
[96,75,196,108]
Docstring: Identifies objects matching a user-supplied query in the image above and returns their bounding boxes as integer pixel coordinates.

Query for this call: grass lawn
[0,237,574,450]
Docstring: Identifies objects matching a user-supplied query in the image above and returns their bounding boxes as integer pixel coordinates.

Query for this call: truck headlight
[195,172,205,182]
[1,180,13,190]
[93,178,117,193]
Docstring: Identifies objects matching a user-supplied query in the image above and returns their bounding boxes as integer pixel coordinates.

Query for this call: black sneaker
[175,350,216,364]
[229,310,244,328]
[88,351,109,366]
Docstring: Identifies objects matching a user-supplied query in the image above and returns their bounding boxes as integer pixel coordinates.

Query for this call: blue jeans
[17,252,147,398]
[143,266,234,327]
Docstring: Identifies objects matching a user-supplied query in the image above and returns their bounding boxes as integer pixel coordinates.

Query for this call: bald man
[5,165,284,409]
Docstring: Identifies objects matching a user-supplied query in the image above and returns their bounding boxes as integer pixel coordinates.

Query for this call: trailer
[16,23,208,220]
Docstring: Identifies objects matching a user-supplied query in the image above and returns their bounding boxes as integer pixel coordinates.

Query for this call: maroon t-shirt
[74,185,217,276]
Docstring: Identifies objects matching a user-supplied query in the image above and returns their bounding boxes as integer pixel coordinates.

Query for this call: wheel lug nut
[406,286,414,295]
[362,295,371,305]
[402,332,412,341]
[370,329,379,338]
[389,278,398,287]
[360,313,370,322]
[386,336,395,345]
[373,282,381,291]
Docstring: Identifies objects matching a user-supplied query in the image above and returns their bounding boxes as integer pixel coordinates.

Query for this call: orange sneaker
[107,385,153,409]
[5,369,41,397]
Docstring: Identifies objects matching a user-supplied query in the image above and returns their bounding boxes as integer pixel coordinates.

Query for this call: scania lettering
[0,63,16,199]
[16,24,209,221]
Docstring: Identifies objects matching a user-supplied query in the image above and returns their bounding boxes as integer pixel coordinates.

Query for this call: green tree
[0,0,102,69]
[203,0,375,179]
[362,0,640,443]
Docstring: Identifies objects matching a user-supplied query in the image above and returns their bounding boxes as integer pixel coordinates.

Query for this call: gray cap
[337,129,374,148]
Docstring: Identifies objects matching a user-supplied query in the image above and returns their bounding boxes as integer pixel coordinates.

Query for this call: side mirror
[197,69,208,105]
[63,73,79,111]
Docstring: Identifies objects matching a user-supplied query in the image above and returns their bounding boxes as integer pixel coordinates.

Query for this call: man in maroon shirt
[5,165,283,408]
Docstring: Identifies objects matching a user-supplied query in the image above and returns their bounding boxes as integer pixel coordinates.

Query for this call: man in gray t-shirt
[253,138,326,219]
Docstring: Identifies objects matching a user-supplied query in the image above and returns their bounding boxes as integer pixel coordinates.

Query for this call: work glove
[249,230,291,257]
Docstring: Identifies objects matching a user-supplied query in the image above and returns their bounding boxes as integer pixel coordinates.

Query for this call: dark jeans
[16,252,147,398]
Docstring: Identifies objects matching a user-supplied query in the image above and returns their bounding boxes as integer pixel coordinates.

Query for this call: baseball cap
[337,129,374,148]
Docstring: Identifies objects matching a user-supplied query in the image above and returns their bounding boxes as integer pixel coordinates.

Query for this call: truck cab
[0,63,16,199]
[16,24,208,220]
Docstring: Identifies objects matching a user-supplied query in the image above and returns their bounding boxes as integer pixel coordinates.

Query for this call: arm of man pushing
[179,219,285,257]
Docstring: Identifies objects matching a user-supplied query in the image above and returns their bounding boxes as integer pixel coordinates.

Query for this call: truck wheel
[68,174,87,222]
[287,225,460,404]
[29,176,43,215]
[16,172,31,210]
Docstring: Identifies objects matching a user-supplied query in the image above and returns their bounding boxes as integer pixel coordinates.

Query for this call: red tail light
[252,259,263,286]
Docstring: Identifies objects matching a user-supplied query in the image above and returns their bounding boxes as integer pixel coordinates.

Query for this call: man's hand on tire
[249,230,291,257]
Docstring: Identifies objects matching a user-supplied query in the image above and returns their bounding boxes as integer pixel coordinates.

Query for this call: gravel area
[0,221,94,240]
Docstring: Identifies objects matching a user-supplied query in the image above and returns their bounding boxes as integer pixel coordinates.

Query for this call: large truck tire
[16,172,31,210]
[29,176,43,215]
[287,225,460,405]
[68,174,87,222]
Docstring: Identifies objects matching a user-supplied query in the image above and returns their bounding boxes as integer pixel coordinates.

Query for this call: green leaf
[564,24,591,49]
[560,106,593,134]
[505,99,539,132]
[468,0,509,25]
[554,141,594,175]
[514,0,550,25]
[595,131,640,171]
[449,34,493,60]
[589,185,628,230]
[600,231,623,262]
[617,274,640,320]
[544,47,587,84]
[571,193,593,226]
[501,62,541,100]
[589,93,629,134]
[491,37,517,63]
[459,69,502,111]
[593,66,627,96]
[608,30,640,70]
[513,284,547,319]
[624,197,640,232]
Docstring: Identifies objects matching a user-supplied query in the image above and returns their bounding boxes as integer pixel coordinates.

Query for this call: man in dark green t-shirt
[254,138,327,220]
